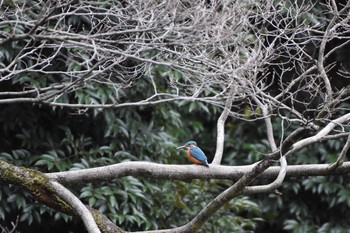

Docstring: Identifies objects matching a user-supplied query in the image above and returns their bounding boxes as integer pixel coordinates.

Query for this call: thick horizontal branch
[47,161,350,185]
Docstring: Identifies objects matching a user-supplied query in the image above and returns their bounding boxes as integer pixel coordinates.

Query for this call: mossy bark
[0,160,124,233]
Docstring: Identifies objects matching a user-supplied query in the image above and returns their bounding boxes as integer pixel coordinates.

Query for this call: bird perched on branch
[177,141,209,167]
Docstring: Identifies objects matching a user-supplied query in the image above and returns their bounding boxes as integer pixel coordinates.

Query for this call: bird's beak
[177,145,186,150]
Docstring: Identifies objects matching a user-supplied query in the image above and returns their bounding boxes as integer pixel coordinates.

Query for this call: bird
[177,141,209,167]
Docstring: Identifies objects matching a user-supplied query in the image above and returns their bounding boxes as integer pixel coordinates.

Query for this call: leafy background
[1,0,350,232]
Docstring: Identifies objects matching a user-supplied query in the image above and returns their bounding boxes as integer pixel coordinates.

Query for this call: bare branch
[49,181,101,233]
[243,156,287,195]
[47,159,350,185]
[285,113,350,155]
[2,1,350,232]
[241,84,286,194]
[0,216,19,233]
[328,132,350,170]
[212,84,235,164]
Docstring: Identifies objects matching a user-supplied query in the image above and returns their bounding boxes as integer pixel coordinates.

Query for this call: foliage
[1,0,350,232]
[0,82,261,232]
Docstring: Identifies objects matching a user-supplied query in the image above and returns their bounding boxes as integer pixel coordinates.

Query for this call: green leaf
[109,195,117,208]
[80,190,93,198]
[283,219,299,230]
[189,102,196,112]
[89,197,96,207]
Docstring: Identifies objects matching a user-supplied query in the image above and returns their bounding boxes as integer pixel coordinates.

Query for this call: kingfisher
[177,141,209,167]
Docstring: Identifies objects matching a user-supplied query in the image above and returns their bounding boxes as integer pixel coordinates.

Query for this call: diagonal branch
[285,113,350,155]
[243,156,287,195]
[0,160,124,233]
[180,113,350,232]
[244,81,287,194]
[328,132,350,170]
[180,156,275,232]
[49,181,101,233]
[129,113,350,232]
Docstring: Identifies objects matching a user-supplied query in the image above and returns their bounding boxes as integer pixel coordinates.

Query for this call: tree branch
[212,84,235,165]
[328,132,350,170]
[0,160,124,233]
[244,91,287,194]
[174,112,350,232]
[285,113,350,155]
[49,181,101,233]
[46,160,350,185]
[243,156,287,195]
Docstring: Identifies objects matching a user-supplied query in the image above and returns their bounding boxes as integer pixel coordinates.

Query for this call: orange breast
[186,149,201,164]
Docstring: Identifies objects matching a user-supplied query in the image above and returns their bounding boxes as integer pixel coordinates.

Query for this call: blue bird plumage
[189,146,207,163]
[177,141,209,167]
